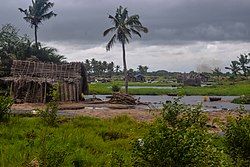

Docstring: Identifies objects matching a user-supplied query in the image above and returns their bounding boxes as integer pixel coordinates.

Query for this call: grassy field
[89,81,250,96]
[1,103,249,166]
[0,116,149,166]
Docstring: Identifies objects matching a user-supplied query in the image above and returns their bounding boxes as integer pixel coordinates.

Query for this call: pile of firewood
[109,93,137,105]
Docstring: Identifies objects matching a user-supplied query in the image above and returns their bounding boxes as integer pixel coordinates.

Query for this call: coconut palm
[115,65,121,74]
[225,61,240,77]
[19,0,57,49]
[138,65,149,75]
[103,6,148,93]
[238,54,250,76]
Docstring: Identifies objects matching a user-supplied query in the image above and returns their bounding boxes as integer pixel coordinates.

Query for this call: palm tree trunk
[122,42,128,94]
[34,25,38,49]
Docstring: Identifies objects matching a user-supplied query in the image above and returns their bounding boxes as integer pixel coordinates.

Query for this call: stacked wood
[109,93,137,105]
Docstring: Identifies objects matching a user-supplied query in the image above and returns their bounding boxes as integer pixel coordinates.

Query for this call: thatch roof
[0,60,88,103]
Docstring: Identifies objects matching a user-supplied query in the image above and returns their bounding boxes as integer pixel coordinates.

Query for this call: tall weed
[38,84,60,127]
[0,96,13,122]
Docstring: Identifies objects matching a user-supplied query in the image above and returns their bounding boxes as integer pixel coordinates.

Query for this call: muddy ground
[11,102,245,124]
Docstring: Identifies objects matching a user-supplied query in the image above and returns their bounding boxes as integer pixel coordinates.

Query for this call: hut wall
[1,60,88,103]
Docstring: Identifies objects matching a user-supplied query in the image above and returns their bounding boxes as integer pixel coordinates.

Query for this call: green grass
[0,116,149,166]
[89,81,250,96]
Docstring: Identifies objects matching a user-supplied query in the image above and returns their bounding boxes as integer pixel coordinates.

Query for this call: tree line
[84,58,149,77]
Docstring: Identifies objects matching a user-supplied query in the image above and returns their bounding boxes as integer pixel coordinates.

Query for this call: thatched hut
[0,60,88,103]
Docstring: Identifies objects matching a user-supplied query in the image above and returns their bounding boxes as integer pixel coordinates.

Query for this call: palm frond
[106,34,116,51]
[131,28,141,38]
[108,15,119,26]
[32,0,35,6]
[23,16,33,24]
[126,15,141,25]
[103,27,116,36]
[41,11,57,21]
[121,7,128,22]
[40,2,54,15]
[121,27,132,39]
[18,8,28,15]
[124,35,129,44]
[131,25,148,33]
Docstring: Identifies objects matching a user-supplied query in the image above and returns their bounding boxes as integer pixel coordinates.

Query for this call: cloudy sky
[0,0,249,72]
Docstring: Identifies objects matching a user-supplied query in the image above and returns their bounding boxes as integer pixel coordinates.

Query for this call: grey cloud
[0,0,250,45]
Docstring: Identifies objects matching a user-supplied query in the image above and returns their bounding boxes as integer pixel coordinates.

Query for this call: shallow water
[91,95,250,111]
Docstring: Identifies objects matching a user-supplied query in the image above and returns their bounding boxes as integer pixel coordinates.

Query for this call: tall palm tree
[19,0,57,49]
[103,6,148,94]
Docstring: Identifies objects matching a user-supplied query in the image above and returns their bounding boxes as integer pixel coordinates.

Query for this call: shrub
[232,95,250,104]
[38,84,60,127]
[38,102,58,127]
[0,96,13,122]
[225,114,250,166]
[111,84,121,92]
[132,99,232,166]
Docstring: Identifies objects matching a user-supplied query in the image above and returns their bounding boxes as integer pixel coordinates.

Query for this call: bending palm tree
[103,6,148,94]
[19,0,57,49]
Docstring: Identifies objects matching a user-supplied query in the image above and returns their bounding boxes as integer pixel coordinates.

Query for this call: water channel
[87,95,250,111]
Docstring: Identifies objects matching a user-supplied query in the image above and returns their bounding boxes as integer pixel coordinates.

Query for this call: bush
[38,101,58,127]
[0,96,13,122]
[232,95,250,104]
[225,114,250,166]
[38,84,60,127]
[111,84,121,92]
[132,99,231,166]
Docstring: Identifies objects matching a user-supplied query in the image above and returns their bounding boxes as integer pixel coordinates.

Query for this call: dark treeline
[83,58,149,77]
[84,59,117,77]
[0,24,65,77]
[84,55,250,79]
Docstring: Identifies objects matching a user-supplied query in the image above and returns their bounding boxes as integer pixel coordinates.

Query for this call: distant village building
[183,78,201,87]
[0,60,88,103]
[177,73,210,86]
[127,73,146,82]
